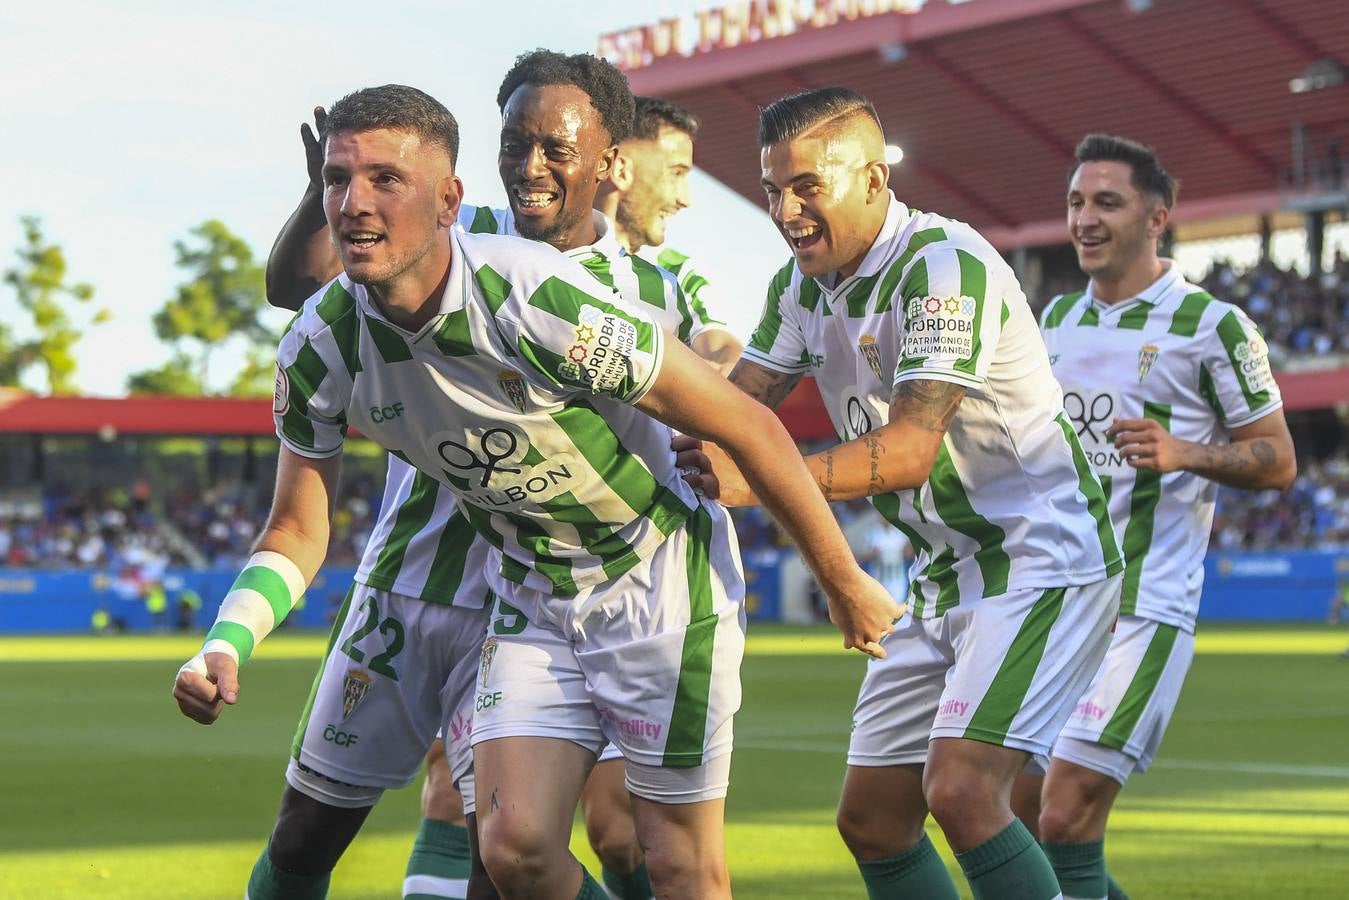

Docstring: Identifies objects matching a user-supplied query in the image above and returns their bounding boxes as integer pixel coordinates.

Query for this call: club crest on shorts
[341,669,371,721]
[479,636,499,690]
[498,370,527,413]
[858,335,883,381]
[1138,343,1160,382]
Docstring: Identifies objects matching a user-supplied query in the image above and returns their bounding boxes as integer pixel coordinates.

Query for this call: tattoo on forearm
[1203,443,1249,473]
[822,452,836,501]
[1251,440,1276,467]
[865,435,886,494]
[893,380,966,433]
[728,361,802,410]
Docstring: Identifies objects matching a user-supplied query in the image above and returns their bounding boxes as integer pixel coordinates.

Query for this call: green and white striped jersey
[743,195,1123,617]
[351,206,705,605]
[1040,263,1282,632]
[276,226,699,600]
[639,244,731,341]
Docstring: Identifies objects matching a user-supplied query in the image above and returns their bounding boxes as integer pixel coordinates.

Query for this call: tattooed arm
[1107,407,1296,490]
[726,358,804,410]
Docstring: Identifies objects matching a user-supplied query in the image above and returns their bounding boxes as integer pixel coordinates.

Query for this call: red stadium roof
[612,0,1349,248]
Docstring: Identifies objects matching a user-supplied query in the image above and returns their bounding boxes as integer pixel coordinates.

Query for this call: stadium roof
[611,0,1349,249]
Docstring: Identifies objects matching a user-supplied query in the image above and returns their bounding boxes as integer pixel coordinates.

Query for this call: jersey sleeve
[507,262,666,405]
[1202,306,1283,428]
[894,246,1002,389]
[273,312,350,458]
[742,260,810,374]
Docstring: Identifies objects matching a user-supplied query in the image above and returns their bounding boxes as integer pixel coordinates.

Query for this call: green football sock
[1106,873,1130,900]
[577,868,609,899]
[404,818,471,899]
[956,820,1060,900]
[1042,840,1106,900]
[856,834,961,899]
[602,861,653,899]
[245,848,330,900]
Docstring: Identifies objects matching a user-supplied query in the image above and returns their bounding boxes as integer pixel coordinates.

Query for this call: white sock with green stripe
[403,818,470,899]
[180,551,307,675]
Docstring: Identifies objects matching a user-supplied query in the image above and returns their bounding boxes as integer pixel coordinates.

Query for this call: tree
[2,216,105,394]
[132,220,273,394]
[227,346,278,399]
[125,354,204,396]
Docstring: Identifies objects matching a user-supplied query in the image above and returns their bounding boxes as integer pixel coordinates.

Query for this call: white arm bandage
[180,551,308,674]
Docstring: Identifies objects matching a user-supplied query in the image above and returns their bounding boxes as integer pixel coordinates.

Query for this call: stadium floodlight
[878,41,907,64]
[884,144,905,165]
[1289,59,1345,94]
[1126,0,1152,12]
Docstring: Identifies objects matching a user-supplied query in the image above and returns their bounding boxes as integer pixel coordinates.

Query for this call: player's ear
[609,152,634,191]
[595,144,619,184]
[437,175,464,228]
[866,160,889,202]
[1147,201,1170,240]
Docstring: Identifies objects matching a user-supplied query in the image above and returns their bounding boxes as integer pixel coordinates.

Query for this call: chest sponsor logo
[904,295,977,360]
[858,335,883,381]
[341,669,371,720]
[558,305,639,394]
[498,370,527,413]
[1231,333,1275,394]
[1064,390,1127,472]
[1137,344,1159,382]
[273,365,289,416]
[436,428,577,508]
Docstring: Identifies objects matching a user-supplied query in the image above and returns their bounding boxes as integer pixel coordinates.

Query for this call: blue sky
[0,0,791,395]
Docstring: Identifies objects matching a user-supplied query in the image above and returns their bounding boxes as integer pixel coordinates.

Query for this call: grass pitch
[1,624,1346,898]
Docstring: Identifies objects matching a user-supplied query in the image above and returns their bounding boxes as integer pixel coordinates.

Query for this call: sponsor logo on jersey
[599,707,664,742]
[1137,344,1159,382]
[555,305,638,394]
[1231,331,1275,394]
[845,395,875,439]
[858,335,883,381]
[273,365,290,416]
[341,669,371,720]
[479,636,498,689]
[936,698,970,718]
[435,427,578,509]
[1064,390,1129,472]
[498,370,527,413]
[903,295,977,360]
[369,401,404,422]
[1073,699,1108,721]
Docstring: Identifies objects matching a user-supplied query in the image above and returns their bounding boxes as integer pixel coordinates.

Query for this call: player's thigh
[290,585,487,793]
[837,763,928,856]
[1054,615,1195,784]
[473,735,595,860]
[580,755,633,829]
[933,576,1120,758]
[629,789,727,872]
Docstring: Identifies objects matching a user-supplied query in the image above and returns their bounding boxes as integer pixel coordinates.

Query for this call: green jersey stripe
[873,245,910,314]
[433,308,476,357]
[291,584,355,760]
[1216,310,1271,410]
[496,508,578,596]
[1078,305,1101,327]
[925,547,961,615]
[1118,402,1172,613]
[230,566,292,627]
[748,261,794,355]
[664,506,717,767]
[964,586,1067,742]
[1167,290,1213,337]
[892,227,946,288]
[532,489,640,584]
[872,493,929,613]
[577,253,617,290]
[365,317,414,363]
[473,263,512,316]
[316,283,361,379]
[1117,304,1151,330]
[894,257,932,375]
[1042,292,1084,329]
[927,443,1011,598]
[1055,413,1125,577]
[954,248,987,376]
[1099,623,1180,750]
[845,272,878,318]
[280,338,333,450]
[367,470,440,589]
[468,205,499,234]
[421,509,478,603]
[1197,363,1225,422]
[631,257,668,310]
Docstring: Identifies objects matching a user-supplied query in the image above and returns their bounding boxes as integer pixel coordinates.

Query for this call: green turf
[1,624,1346,898]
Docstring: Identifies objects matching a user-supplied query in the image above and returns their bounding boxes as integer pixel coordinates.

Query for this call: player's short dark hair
[325,84,460,167]
[758,87,882,147]
[631,96,699,142]
[496,49,634,144]
[1070,134,1178,208]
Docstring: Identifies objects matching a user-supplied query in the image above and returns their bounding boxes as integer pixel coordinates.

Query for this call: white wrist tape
[198,551,307,665]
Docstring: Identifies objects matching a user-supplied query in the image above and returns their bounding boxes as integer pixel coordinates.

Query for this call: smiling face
[615,125,693,250]
[1068,160,1166,285]
[322,127,459,290]
[760,127,888,279]
[498,83,616,250]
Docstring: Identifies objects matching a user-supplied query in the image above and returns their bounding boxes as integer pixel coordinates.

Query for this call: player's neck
[368,248,453,332]
[836,206,889,280]
[594,196,640,253]
[1090,255,1166,305]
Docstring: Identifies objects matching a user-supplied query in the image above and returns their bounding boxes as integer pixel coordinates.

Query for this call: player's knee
[1039,770,1113,842]
[477,814,566,891]
[924,771,1001,837]
[837,796,924,859]
[585,817,643,873]
[642,841,727,895]
[268,789,369,875]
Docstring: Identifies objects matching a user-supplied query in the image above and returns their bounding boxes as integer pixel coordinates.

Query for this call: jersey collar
[348,229,465,340]
[1084,259,1184,311]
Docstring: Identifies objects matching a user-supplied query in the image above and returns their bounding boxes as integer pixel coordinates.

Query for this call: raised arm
[173,447,341,723]
[265,107,342,310]
[638,340,901,655]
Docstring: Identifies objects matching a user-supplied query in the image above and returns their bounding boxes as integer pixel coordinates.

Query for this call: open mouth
[787,224,824,252]
[1077,234,1108,251]
[512,185,559,213]
[344,231,384,251]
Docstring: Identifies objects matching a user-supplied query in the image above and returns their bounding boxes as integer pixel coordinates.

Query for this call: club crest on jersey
[1137,344,1159,382]
[341,669,371,720]
[479,637,499,689]
[498,370,527,413]
[858,335,883,381]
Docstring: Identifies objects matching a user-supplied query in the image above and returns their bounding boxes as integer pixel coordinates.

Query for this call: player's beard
[615,194,661,251]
